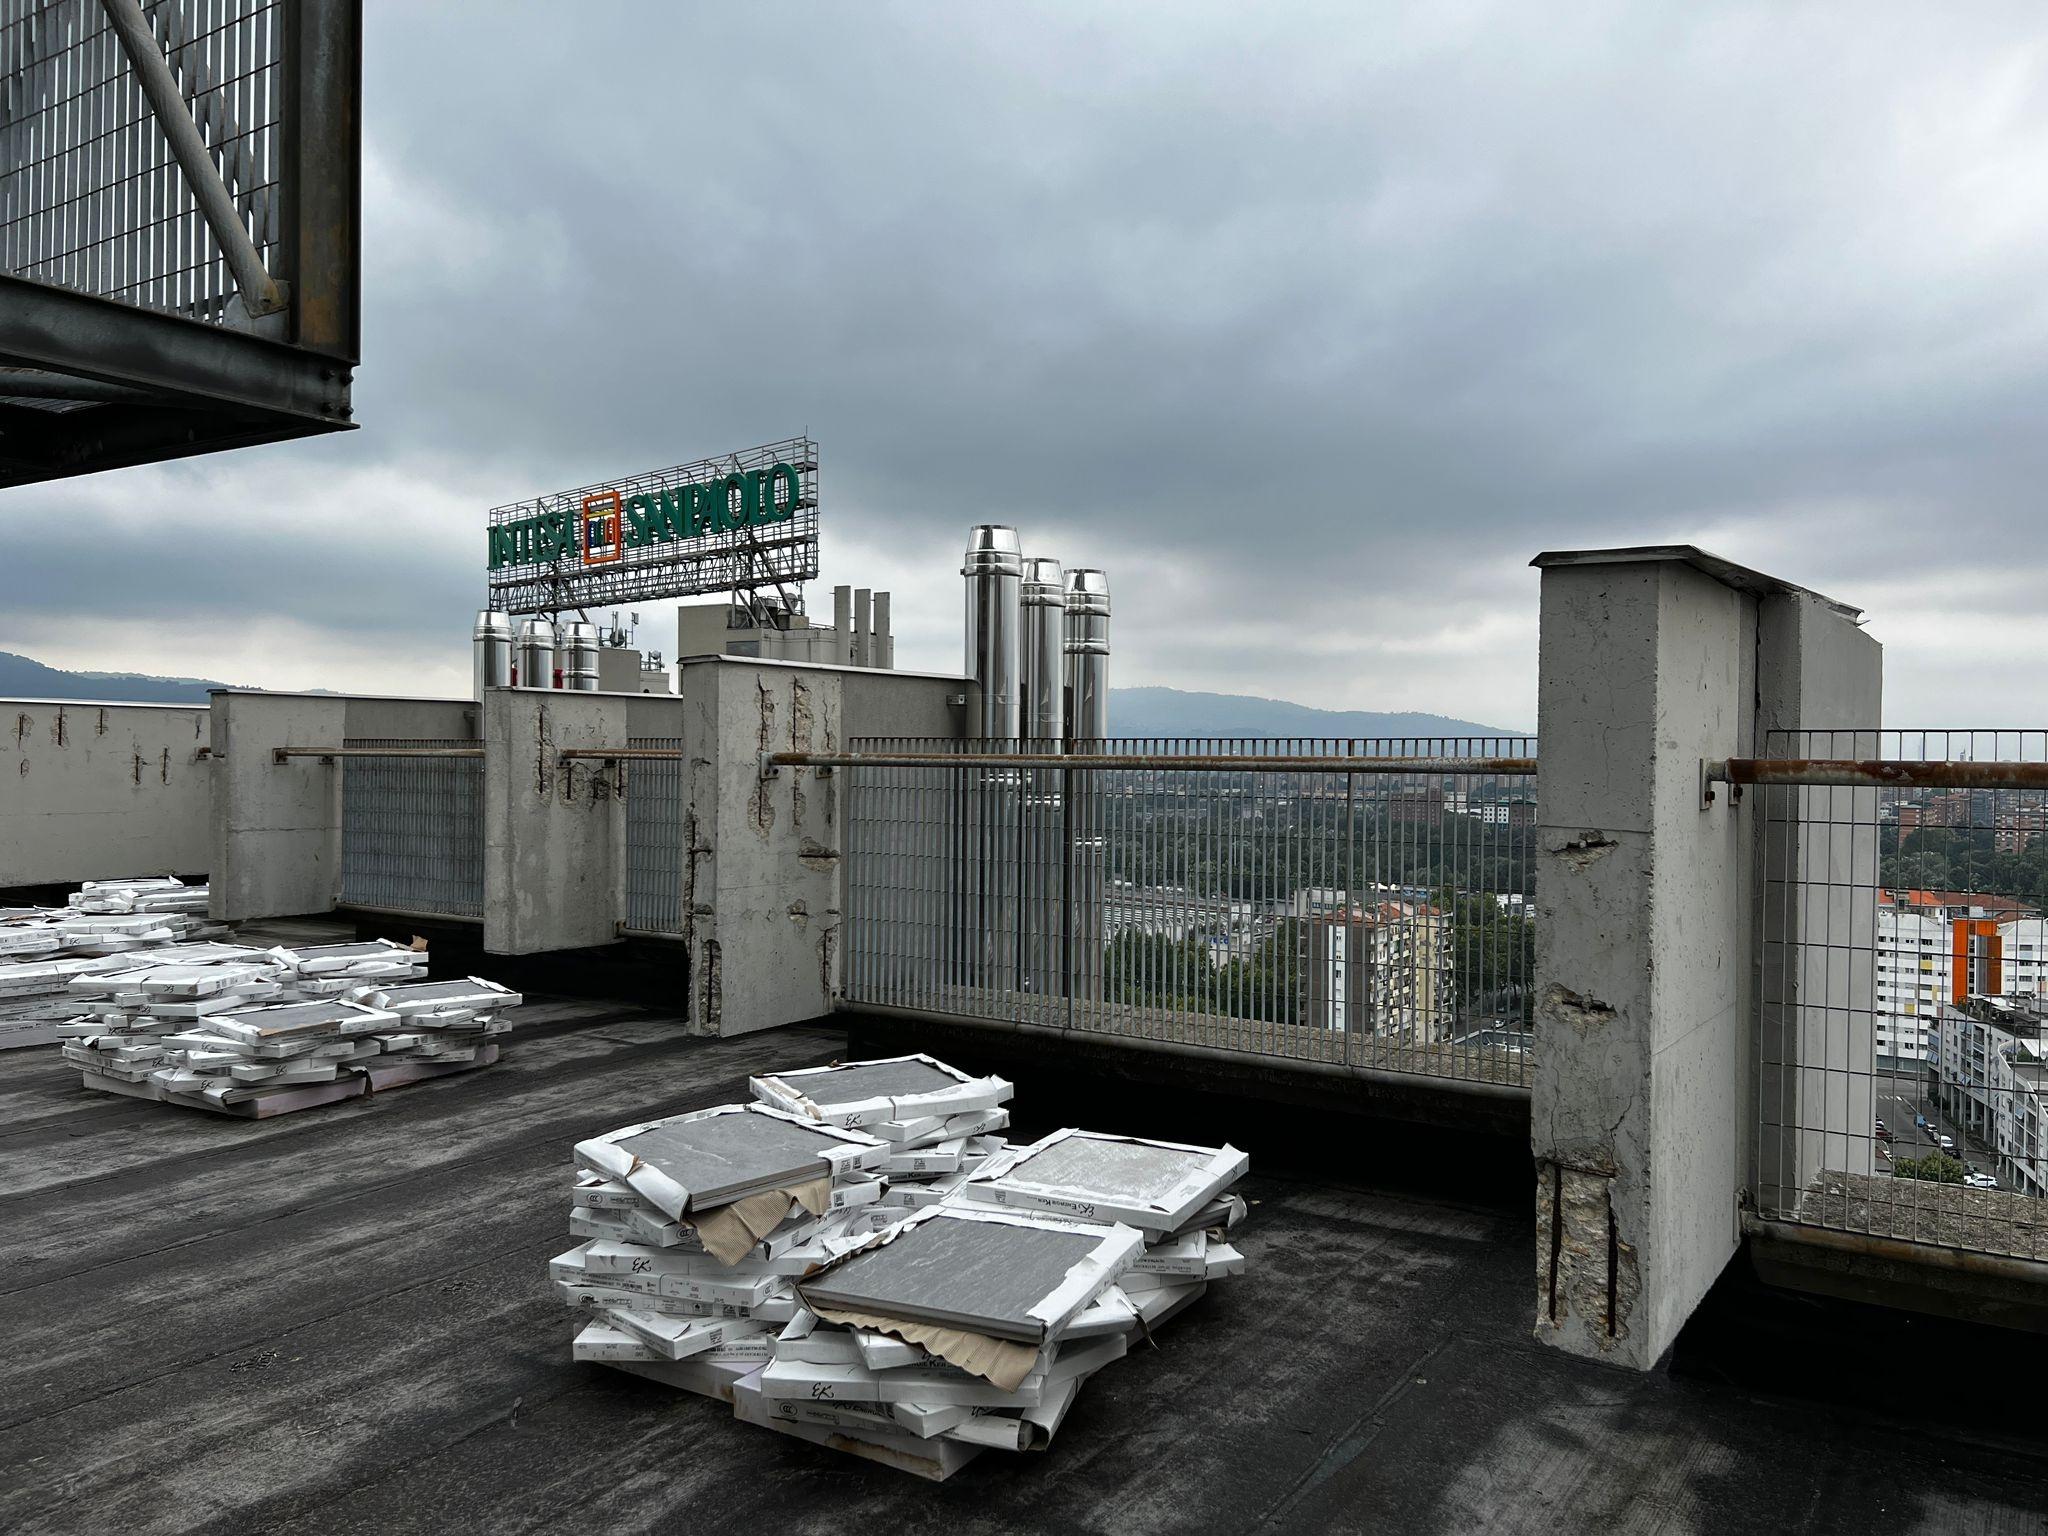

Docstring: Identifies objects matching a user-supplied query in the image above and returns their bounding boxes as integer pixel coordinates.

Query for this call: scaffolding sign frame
[485,435,819,617]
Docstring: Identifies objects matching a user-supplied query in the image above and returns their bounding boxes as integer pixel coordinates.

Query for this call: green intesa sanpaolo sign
[487,461,802,571]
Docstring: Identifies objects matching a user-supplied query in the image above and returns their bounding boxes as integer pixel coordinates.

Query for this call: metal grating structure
[485,437,819,617]
[841,737,1538,1089]
[338,739,484,921]
[0,0,358,486]
[2,0,282,315]
[1750,729,2048,1264]
[623,735,685,935]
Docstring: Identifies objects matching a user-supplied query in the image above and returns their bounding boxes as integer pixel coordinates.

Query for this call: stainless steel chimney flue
[562,620,601,691]
[472,610,514,699]
[1062,568,1110,743]
[1062,568,1110,1004]
[963,526,1024,740]
[1020,557,1066,744]
[516,617,557,689]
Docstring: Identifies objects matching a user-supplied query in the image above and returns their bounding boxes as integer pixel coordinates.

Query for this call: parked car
[1965,1173,1999,1190]
[1874,1126,1892,1142]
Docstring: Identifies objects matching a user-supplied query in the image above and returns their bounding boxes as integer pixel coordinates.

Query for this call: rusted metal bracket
[272,746,483,763]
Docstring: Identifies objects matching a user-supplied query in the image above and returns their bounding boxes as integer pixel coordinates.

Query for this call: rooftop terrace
[7,918,2048,1533]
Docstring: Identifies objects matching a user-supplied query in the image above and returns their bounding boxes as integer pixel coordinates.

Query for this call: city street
[1874,1067,1997,1184]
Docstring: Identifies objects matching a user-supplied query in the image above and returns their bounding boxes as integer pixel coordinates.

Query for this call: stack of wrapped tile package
[552,1054,1248,1479]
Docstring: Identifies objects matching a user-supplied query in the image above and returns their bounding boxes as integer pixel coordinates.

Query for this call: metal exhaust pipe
[962,526,1024,740]
[472,610,514,700]
[516,617,557,689]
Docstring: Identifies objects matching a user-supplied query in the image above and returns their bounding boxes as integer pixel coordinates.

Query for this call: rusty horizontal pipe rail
[557,748,685,762]
[768,750,1538,775]
[272,746,484,762]
[1710,757,2048,790]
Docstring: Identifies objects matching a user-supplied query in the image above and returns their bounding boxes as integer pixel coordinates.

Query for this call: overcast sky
[9,2,2048,730]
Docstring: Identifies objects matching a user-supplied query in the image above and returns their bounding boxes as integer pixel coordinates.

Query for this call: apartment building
[1297,892,1452,1040]
[1936,996,2048,1198]
[1875,891,2044,1064]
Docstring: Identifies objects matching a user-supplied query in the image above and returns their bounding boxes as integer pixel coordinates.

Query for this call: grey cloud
[10,2,2048,720]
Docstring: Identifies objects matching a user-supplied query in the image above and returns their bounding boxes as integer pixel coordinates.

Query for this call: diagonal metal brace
[99,0,286,319]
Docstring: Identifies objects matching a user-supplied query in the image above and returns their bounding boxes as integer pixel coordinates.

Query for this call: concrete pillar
[872,592,894,670]
[208,691,347,920]
[482,688,629,954]
[1529,547,1877,1370]
[678,659,845,1036]
[833,585,853,666]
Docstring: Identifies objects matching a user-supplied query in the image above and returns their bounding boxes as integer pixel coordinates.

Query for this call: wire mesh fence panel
[623,736,684,935]
[0,0,285,318]
[843,737,1536,1089]
[338,741,484,920]
[1752,728,2048,1262]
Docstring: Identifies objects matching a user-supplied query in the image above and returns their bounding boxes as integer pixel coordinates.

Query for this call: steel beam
[0,274,354,486]
[1709,757,2048,791]
[281,0,362,358]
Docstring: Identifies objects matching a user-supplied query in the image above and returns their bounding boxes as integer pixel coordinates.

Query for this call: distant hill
[0,651,1524,739]
[1109,686,1524,741]
[0,650,235,704]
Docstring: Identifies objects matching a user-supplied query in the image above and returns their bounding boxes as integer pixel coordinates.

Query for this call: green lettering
[687,482,715,537]
[721,473,747,532]
[768,463,800,521]
[652,488,690,542]
[623,495,653,547]
[743,469,768,525]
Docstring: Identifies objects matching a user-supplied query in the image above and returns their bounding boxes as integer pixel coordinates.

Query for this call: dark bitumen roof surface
[5,919,2047,1534]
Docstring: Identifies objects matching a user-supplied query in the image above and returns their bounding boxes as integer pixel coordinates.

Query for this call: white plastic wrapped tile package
[557,1053,1249,1481]
[53,933,520,1117]
[749,1054,1016,1208]
[0,879,230,1048]
[0,884,235,1056]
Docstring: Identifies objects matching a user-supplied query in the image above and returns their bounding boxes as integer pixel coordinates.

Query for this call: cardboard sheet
[802,1303,1041,1392]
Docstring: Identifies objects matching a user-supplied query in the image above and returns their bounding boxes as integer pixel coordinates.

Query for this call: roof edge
[1530,545,1861,619]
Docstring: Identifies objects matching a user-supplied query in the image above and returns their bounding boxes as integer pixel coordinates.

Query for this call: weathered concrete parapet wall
[209,692,347,920]
[482,689,630,954]
[679,658,964,1037]
[0,700,212,888]
[209,691,479,922]
[1530,547,1880,1371]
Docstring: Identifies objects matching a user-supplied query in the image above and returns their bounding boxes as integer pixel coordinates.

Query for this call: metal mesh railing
[623,735,685,935]
[843,736,1537,1088]
[338,740,485,921]
[1752,729,2048,1263]
[0,0,284,318]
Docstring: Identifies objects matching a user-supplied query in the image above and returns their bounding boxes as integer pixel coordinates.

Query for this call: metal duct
[516,617,557,689]
[562,621,602,692]
[472,610,514,700]
[1063,568,1110,1004]
[963,526,1024,740]
[1020,558,1066,744]
[1062,569,1110,743]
